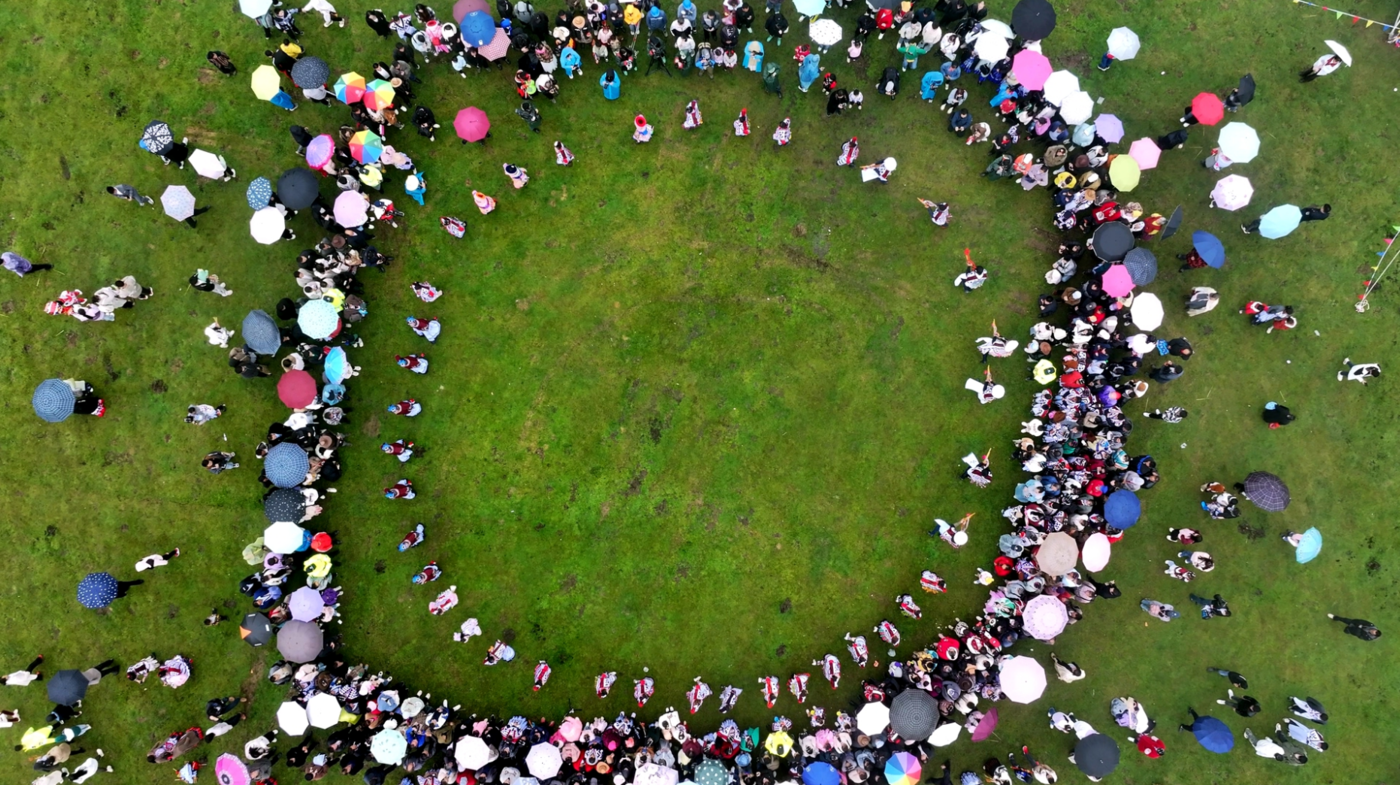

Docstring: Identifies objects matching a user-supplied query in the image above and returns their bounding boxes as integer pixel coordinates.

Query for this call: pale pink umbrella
[1210,174,1253,211]
[1101,264,1134,297]
[556,717,582,742]
[1022,594,1068,641]
[1010,50,1051,90]
[1127,138,1160,170]
[333,190,369,227]
[479,28,512,61]
[305,134,335,169]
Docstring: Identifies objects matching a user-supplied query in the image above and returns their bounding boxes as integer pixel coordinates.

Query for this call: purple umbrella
[1094,114,1124,144]
[288,586,326,622]
[971,708,998,742]
[333,191,369,227]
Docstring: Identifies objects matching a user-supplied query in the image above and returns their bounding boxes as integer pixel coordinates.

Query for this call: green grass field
[1,0,1398,782]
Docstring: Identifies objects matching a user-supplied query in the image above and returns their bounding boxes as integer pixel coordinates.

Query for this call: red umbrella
[454,107,490,142]
[453,0,490,23]
[277,369,318,408]
[970,708,998,742]
[1190,92,1224,126]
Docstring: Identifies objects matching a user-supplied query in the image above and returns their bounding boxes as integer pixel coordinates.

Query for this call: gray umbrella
[242,309,282,355]
[1123,247,1157,285]
[889,689,939,740]
[1161,205,1184,240]
[141,120,174,155]
[1242,471,1290,512]
[32,379,76,423]
[1092,222,1135,262]
[47,670,89,706]
[1073,734,1119,778]
[291,56,331,88]
[277,619,325,663]
[277,168,320,210]
[265,443,310,488]
[264,488,307,523]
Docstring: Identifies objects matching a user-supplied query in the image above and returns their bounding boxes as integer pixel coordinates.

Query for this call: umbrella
[1042,70,1079,105]
[461,11,497,46]
[695,760,729,785]
[998,656,1046,704]
[1081,532,1111,571]
[1192,230,1225,267]
[1259,204,1303,239]
[1243,471,1290,511]
[251,64,282,100]
[1236,73,1256,104]
[479,28,512,60]
[1130,292,1164,330]
[809,19,842,47]
[76,572,118,609]
[1190,92,1224,126]
[242,309,281,355]
[240,0,273,18]
[246,177,273,210]
[1104,489,1141,528]
[1123,247,1157,285]
[250,207,286,245]
[1094,114,1124,144]
[334,191,369,228]
[928,722,961,747]
[1128,138,1160,170]
[141,120,174,155]
[278,701,310,735]
[856,701,890,734]
[277,168,320,209]
[636,763,680,785]
[558,716,583,742]
[306,692,341,728]
[1217,122,1260,163]
[1092,222,1134,262]
[1106,26,1140,60]
[1108,154,1140,191]
[265,442,310,488]
[883,752,920,785]
[1211,174,1253,211]
[306,134,335,169]
[1059,91,1093,125]
[278,370,318,409]
[456,736,497,770]
[264,521,307,554]
[161,185,196,221]
[291,55,330,88]
[1071,122,1095,147]
[32,379,76,423]
[1101,264,1134,298]
[793,0,827,15]
[1036,532,1078,575]
[1010,50,1051,91]
[1191,715,1235,753]
[48,670,89,705]
[189,150,225,178]
[364,79,396,112]
[889,689,938,740]
[1295,527,1323,564]
[971,708,999,742]
[350,130,384,164]
[298,299,340,340]
[1074,735,1119,777]
[334,72,367,103]
[216,753,252,785]
[803,763,840,785]
[1022,594,1068,641]
[1162,205,1185,240]
[277,620,325,663]
[526,743,563,779]
[240,613,273,646]
[454,0,490,22]
[973,33,1009,63]
[264,489,306,523]
[455,107,491,142]
[1011,0,1055,39]
[400,696,426,718]
[323,346,349,384]
[977,19,1014,38]
[289,586,327,622]
[1325,39,1352,66]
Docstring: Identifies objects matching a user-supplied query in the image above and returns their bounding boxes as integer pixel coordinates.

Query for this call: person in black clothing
[734,2,755,32]
[1156,129,1188,150]
[206,51,236,75]
[412,105,438,140]
[1149,361,1183,383]
[719,23,739,50]
[183,207,211,229]
[266,41,299,73]
[365,8,392,35]
[646,36,672,75]
[1262,401,1295,427]
[765,10,787,44]
[289,125,315,155]
[1328,613,1381,640]
[1301,204,1331,222]
[206,696,242,721]
[1217,689,1260,716]
[1207,667,1248,690]
[285,737,316,768]
[949,107,971,134]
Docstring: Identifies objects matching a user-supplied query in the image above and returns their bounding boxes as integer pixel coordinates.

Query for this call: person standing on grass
[1142,407,1187,423]
[1288,696,1327,723]
[1300,53,1343,82]
[1301,204,1331,222]
[206,51,237,75]
[2,251,52,277]
[1337,358,1380,384]
[1207,667,1247,689]
[1216,689,1260,716]
[1327,613,1380,640]
[1189,593,1230,619]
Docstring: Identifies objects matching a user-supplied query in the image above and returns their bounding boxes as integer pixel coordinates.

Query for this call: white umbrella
[161,185,196,221]
[636,763,680,785]
[188,150,227,179]
[998,656,1047,704]
[1130,293,1164,330]
[277,700,310,735]
[974,33,1009,63]
[1210,174,1253,211]
[1217,122,1260,163]
[856,701,891,734]
[250,207,286,245]
[1042,70,1079,106]
[809,19,842,47]
[1059,91,1094,125]
[1022,595,1069,641]
[978,19,1014,39]
[264,521,308,554]
[307,692,341,729]
[456,736,497,770]
[525,743,563,779]
[928,722,962,747]
[1082,532,1111,572]
[1325,39,1352,66]
[1106,27,1140,60]
[240,0,274,19]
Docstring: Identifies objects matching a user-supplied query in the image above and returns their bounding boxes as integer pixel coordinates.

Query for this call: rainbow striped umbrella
[883,753,920,785]
[334,72,366,104]
[350,130,383,164]
[305,134,335,168]
[364,79,396,111]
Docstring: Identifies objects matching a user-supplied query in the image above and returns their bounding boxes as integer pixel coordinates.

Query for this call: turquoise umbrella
[1259,204,1302,239]
[1294,527,1323,563]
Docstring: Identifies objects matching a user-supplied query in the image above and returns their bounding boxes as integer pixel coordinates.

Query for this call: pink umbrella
[453,0,490,23]
[305,134,335,169]
[1022,594,1069,641]
[557,716,582,742]
[333,190,369,227]
[478,28,511,61]
[1127,138,1160,170]
[1010,50,1051,91]
[1101,264,1134,297]
[454,107,490,142]
[216,754,252,785]
[970,708,999,742]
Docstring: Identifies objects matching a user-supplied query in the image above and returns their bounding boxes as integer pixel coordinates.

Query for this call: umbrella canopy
[1059,91,1094,125]
[1128,138,1160,170]
[48,670,89,705]
[973,33,1009,63]
[1042,70,1079,105]
[76,572,118,609]
[479,27,512,60]
[306,692,342,728]
[1010,50,1051,90]
[1101,264,1134,298]
[636,763,680,785]
[557,716,582,742]
[334,72,367,103]
[251,64,282,100]
[1094,114,1124,143]
[161,185,196,220]
[1191,715,1235,753]
[802,763,840,785]
[1259,204,1303,239]
[364,79,396,112]
[240,0,273,18]
[695,760,729,785]
[1104,489,1141,528]
[1108,154,1140,191]
[1162,205,1185,239]
[1325,39,1352,66]
[928,722,961,747]
[306,134,335,168]
[526,743,563,779]
[1123,247,1157,285]
[216,753,252,785]
[240,613,273,646]
[794,0,829,13]
[142,120,174,155]
[456,736,497,770]
[189,149,226,179]
[265,521,308,554]
[1210,174,1253,211]
[350,130,384,164]
[1106,26,1140,59]
[1082,532,1111,572]
[277,620,325,663]
[1022,594,1069,641]
[1243,471,1290,511]
[291,55,331,88]
[1011,0,1055,39]
[1191,92,1225,126]
[241,309,281,355]
[454,0,491,21]
[1074,735,1119,777]
[278,701,311,735]
[334,190,369,228]
[971,708,999,741]
[889,689,938,740]
[323,346,349,384]
[461,10,497,46]
[998,657,1046,704]
[1236,73,1256,103]
[32,379,76,423]
[278,370,318,409]
[1092,222,1135,262]
[1035,532,1078,575]
[298,299,341,340]
[1217,122,1260,163]
[250,207,286,245]
[856,701,890,734]
[455,107,491,142]
[289,586,327,622]
[1130,292,1164,330]
[1071,122,1095,147]
[265,442,310,488]
[277,168,320,209]
[1192,230,1225,267]
[246,177,273,210]
[809,19,843,46]
[1295,527,1323,563]
[883,753,920,785]
[264,488,306,524]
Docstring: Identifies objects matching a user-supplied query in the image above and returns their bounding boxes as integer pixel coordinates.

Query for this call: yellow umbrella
[764,730,794,757]
[1108,155,1140,192]
[251,65,282,101]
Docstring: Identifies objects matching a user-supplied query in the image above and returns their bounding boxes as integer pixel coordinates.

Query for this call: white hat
[405,175,421,190]
[953,531,969,546]
[884,157,898,171]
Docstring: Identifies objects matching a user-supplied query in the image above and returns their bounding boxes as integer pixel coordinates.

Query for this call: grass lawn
[0,0,1398,782]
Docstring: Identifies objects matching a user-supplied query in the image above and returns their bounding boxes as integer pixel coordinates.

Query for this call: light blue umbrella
[161,185,196,221]
[371,728,409,764]
[1258,204,1302,239]
[323,347,349,384]
[298,299,340,340]
[1295,527,1323,564]
[246,177,273,210]
[264,442,310,488]
[461,11,496,46]
[32,379,76,423]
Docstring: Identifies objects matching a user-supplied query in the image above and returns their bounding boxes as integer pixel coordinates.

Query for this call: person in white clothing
[135,550,180,572]
[302,0,345,26]
[5,656,43,686]
[1337,358,1380,384]
[1243,728,1288,761]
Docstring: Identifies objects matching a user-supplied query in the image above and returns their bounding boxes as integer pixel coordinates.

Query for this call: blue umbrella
[323,346,349,384]
[1191,230,1225,268]
[298,299,340,340]
[32,379,76,423]
[1103,489,1140,529]
[246,177,274,210]
[461,11,496,46]
[1258,204,1302,240]
[802,763,840,785]
[48,670,89,705]
[242,309,282,355]
[77,572,118,609]
[1295,527,1323,564]
[264,442,310,488]
[1191,715,1234,753]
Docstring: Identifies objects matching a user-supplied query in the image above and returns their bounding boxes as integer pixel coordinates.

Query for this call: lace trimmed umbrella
[1022,594,1068,640]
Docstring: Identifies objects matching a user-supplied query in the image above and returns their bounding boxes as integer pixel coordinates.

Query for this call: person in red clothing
[1129,734,1164,758]
[875,7,893,37]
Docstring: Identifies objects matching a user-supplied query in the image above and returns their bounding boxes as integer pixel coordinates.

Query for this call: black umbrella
[865,0,899,9]
[264,488,307,523]
[1123,247,1157,285]
[241,613,274,647]
[1011,0,1056,40]
[1160,205,1184,240]
[889,689,938,740]
[277,168,320,210]
[141,120,174,155]
[242,309,282,356]
[291,56,331,89]
[1073,734,1119,778]
[1242,471,1290,512]
[48,670,89,706]
[1236,73,1256,105]
[1092,222,1135,262]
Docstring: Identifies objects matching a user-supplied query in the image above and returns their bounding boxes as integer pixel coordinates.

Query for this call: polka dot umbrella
[77,571,118,609]
[297,299,340,340]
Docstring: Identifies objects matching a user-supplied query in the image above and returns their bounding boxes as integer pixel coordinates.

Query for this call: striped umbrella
[334,72,366,103]
[32,379,76,422]
[161,185,196,220]
[364,79,396,112]
[350,130,384,164]
[77,572,119,608]
[246,176,273,209]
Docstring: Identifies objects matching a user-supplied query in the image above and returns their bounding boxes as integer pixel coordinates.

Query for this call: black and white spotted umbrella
[141,120,174,155]
[291,56,331,89]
